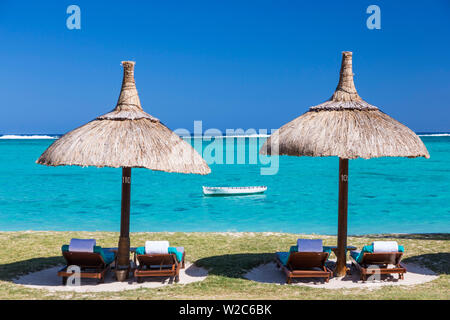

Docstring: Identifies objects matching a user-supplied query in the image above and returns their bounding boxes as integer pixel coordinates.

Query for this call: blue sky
[1,0,449,134]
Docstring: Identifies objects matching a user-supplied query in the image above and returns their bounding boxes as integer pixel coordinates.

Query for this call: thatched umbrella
[260,51,429,276]
[37,61,210,280]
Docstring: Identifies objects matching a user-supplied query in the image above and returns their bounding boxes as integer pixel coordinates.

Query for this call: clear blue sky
[1,0,449,134]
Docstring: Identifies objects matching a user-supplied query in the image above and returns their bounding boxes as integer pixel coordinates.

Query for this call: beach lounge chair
[275,239,332,284]
[349,241,406,281]
[133,241,185,283]
[58,239,116,284]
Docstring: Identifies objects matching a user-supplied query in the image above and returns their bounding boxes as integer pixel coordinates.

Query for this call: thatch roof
[261,52,430,159]
[37,61,211,174]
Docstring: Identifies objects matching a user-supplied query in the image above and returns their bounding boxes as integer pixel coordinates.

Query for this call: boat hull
[203,186,267,196]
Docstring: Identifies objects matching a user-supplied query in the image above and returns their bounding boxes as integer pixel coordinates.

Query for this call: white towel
[297,239,323,252]
[69,238,96,252]
[373,241,398,253]
[145,241,169,254]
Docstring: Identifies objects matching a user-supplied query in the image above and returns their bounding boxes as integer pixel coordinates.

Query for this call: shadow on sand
[243,258,439,287]
[11,262,207,288]
[403,253,450,275]
[2,252,446,288]
[195,253,275,279]
[197,252,442,287]
[0,256,63,281]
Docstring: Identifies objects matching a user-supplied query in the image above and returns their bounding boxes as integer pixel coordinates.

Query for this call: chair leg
[62,277,67,285]
[137,277,143,283]
[286,276,291,284]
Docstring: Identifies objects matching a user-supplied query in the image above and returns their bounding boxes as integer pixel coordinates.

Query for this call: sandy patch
[244,261,438,289]
[13,262,208,292]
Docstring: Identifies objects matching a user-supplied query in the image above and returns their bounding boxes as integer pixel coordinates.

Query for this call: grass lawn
[0,231,448,300]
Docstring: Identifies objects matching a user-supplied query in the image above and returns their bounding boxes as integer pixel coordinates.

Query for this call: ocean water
[0,134,449,235]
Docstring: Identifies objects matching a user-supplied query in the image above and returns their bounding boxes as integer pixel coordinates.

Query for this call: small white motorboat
[202,186,267,196]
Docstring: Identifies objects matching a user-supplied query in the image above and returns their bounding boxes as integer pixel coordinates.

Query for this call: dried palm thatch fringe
[37,61,211,174]
[261,52,430,159]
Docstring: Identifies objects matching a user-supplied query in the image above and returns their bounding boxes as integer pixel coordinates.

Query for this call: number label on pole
[123,177,131,184]
[341,174,348,182]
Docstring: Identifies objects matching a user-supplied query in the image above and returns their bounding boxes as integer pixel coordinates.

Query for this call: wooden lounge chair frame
[276,252,332,284]
[58,251,114,284]
[134,250,186,283]
[349,252,406,281]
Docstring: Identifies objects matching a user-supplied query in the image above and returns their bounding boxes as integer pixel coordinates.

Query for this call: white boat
[202,186,267,196]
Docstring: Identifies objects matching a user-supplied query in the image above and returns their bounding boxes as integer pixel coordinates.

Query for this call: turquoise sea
[0,135,449,235]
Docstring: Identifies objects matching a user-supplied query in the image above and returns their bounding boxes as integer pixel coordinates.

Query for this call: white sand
[13,262,208,293]
[244,261,438,289]
[12,258,439,292]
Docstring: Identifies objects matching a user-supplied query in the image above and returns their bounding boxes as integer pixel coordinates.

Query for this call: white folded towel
[297,239,323,252]
[145,241,169,254]
[69,238,96,252]
[373,241,398,253]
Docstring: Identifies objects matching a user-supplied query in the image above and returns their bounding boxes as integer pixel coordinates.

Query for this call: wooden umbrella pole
[116,167,131,281]
[335,158,349,277]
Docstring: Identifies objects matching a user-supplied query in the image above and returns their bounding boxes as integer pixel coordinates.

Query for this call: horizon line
[1,132,450,140]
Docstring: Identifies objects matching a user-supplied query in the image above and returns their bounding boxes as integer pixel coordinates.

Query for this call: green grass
[0,231,448,299]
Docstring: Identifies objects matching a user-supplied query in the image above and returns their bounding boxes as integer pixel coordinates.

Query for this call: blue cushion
[276,252,290,266]
[322,246,332,257]
[61,244,115,265]
[350,250,361,261]
[135,246,183,263]
[135,246,145,255]
[352,245,405,263]
[321,246,333,257]
[169,247,184,262]
[101,250,116,265]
